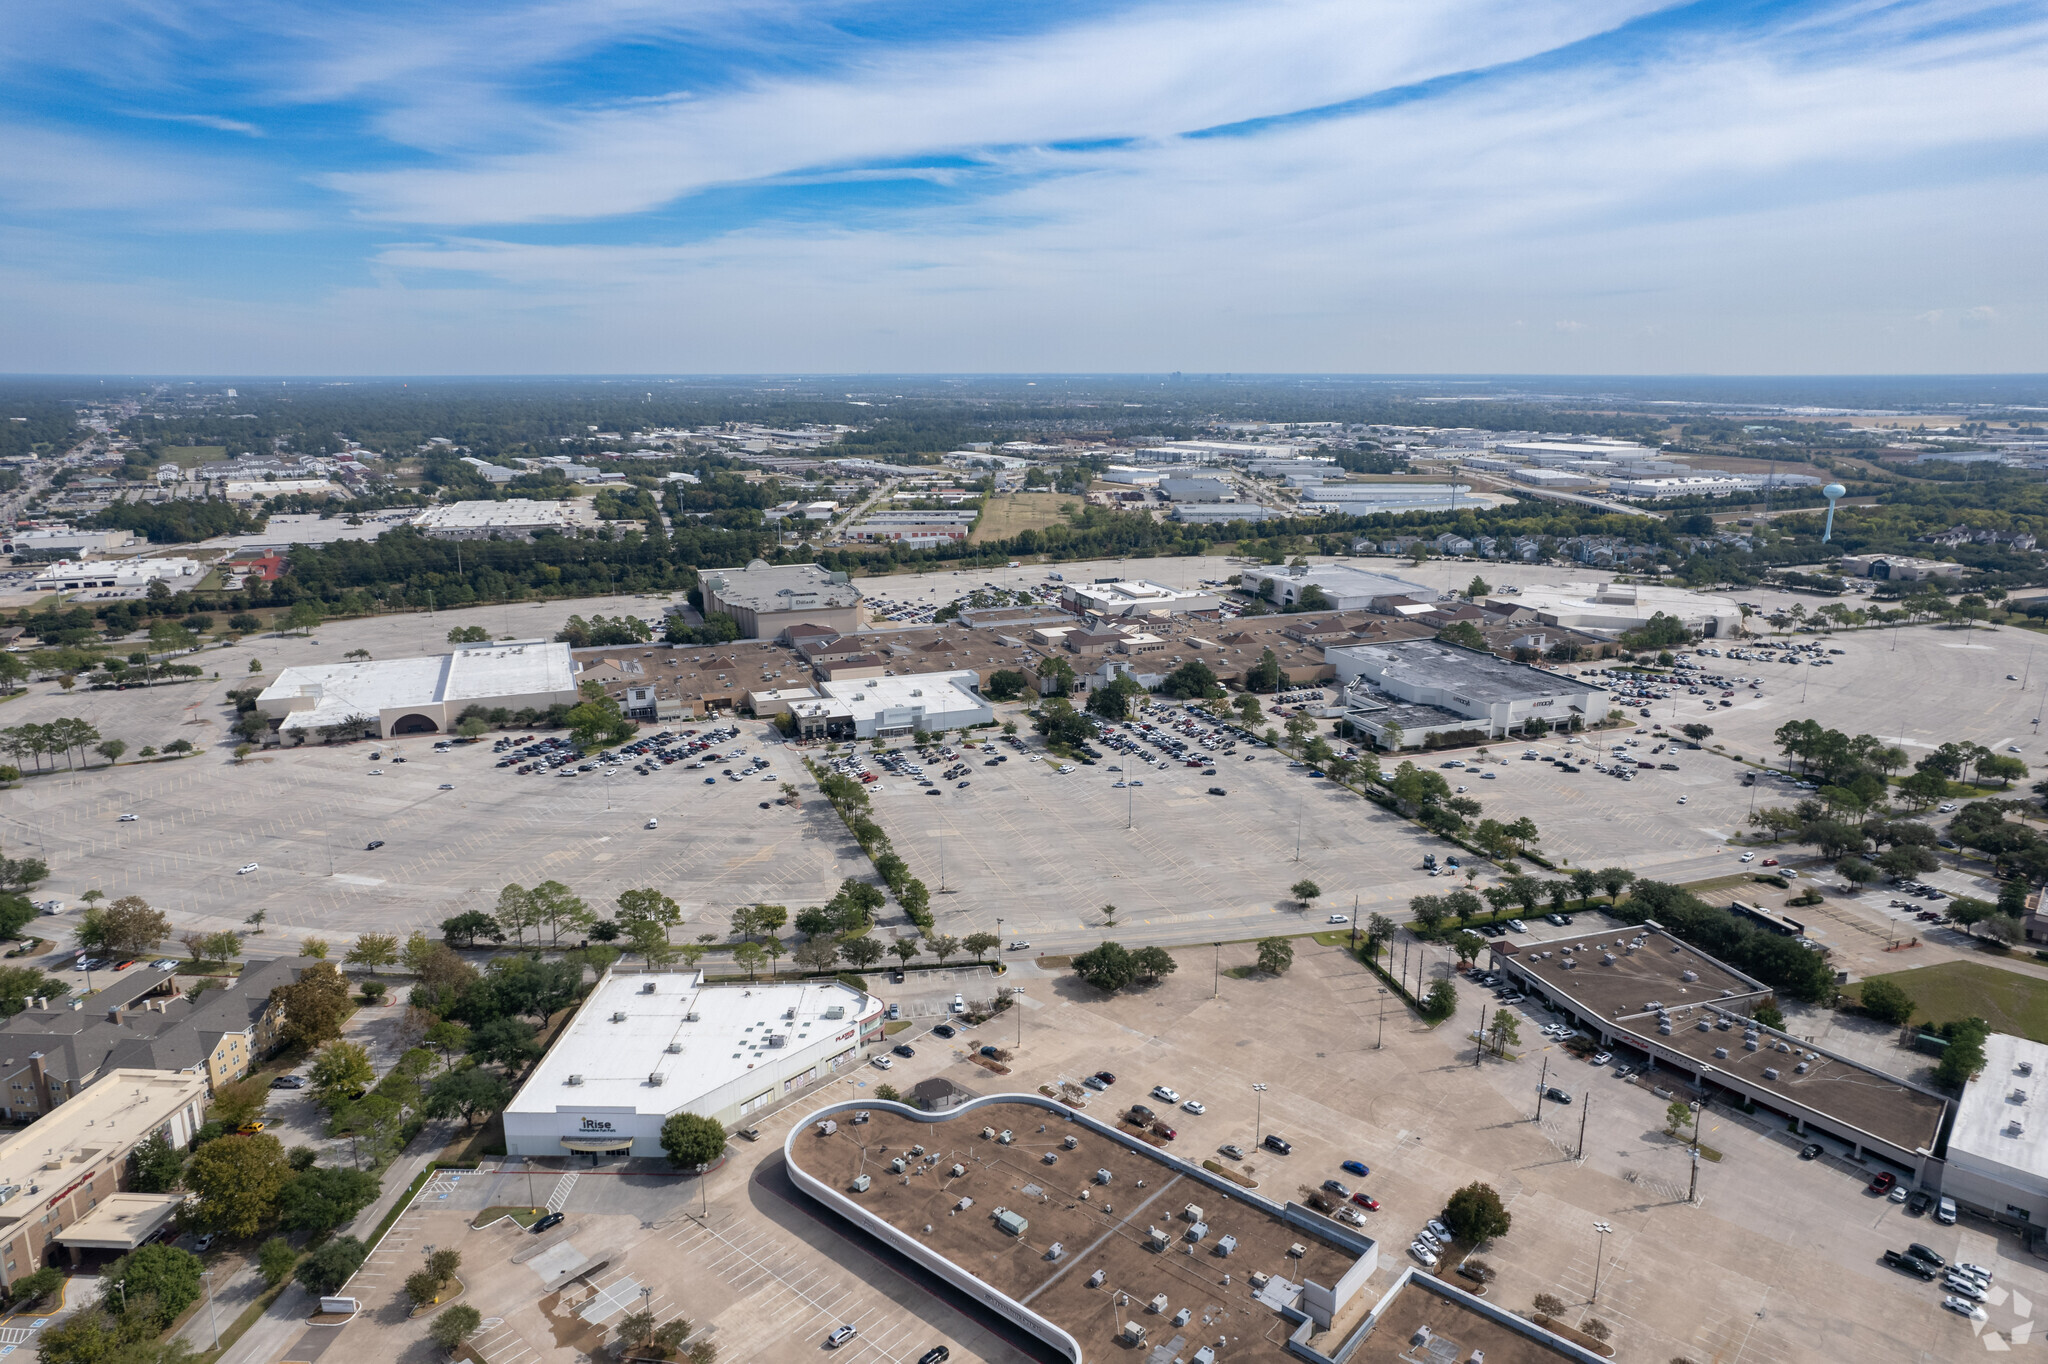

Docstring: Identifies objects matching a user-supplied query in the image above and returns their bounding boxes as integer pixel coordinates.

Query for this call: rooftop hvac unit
[1043,1151,1059,1165]
[1680,970,1699,983]
[666,1042,682,1053]
[2011,1120,2028,1137]
[1776,1041,1793,1053]
[567,1074,584,1085]
[1096,1168,1114,1184]
[640,981,657,994]
[891,1158,906,1174]
[647,1073,665,1086]
[1794,1062,1809,1074]
[1047,1242,1064,1261]
[1659,1024,1674,1035]
[1088,1270,1107,1288]
[998,1130,1014,1144]
[1744,1039,1760,1051]
[2021,1061,2036,1077]
[1717,1018,1733,1029]
[824,1006,845,1020]
[767,1034,787,1048]
[1697,1020,1712,1030]
[1602,954,1616,965]
[684,1012,700,1022]
[611,1011,628,1023]
[949,1163,966,1178]
[1714,1047,1729,1059]
[1148,1294,1170,1315]
[784,1007,796,1020]
[1063,1135,1078,1149]
[982,1127,996,1140]
[851,1174,871,1192]
[1148,1226,1170,1250]
[2015,1089,2031,1104]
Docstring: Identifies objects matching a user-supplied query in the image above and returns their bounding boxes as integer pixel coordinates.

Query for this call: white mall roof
[510,970,876,1116]
[821,669,987,722]
[260,639,576,728]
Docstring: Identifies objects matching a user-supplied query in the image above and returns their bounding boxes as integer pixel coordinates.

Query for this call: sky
[2,0,2044,376]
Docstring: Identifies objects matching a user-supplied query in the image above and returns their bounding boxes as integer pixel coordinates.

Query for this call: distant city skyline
[2,1,2043,375]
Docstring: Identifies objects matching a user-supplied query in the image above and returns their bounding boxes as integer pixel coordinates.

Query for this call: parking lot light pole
[202,1269,220,1348]
[1591,1221,1612,1303]
[1252,1083,1267,1151]
[1376,988,1388,1050]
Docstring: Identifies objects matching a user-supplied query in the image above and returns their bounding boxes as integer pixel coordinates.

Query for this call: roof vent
[1762,1066,1780,1081]
[566,1074,584,1086]
[611,1011,628,1023]
[2022,1061,2036,1077]
[1713,1047,1729,1059]
[647,1073,665,1086]
[1794,1062,1808,1074]
[2014,1089,2030,1105]
[685,1012,701,1022]
[641,981,657,994]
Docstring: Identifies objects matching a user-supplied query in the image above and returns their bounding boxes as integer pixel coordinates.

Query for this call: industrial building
[502,968,885,1158]
[787,1095,1383,1364]
[0,1070,208,1285]
[1295,483,1473,515]
[699,560,866,640]
[1237,563,1433,612]
[29,557,205,593]
[1330,639,1607,747]
[1170,503,1277,524]
[224,478,338,501]
[256,638,580,742]
[1838,554,1963,582]
[408,498,604,540]
[3,528,134,558]
[814,670,993,740]
[1058,579,1221,619]
[1511,468,1591,489]
[1158,478,1235,503]
[1937,1032,2048,1229]
[1487,924,1950,1185]
[1510,581,1744,639]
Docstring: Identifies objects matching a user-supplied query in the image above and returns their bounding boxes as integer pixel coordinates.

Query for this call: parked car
[1263,1134,1292,1155]
[1351,1192,1381,1210]
[366,839,384,850]
[893,1044,915,1058]
[1799,1143,1823,1160]
[827,1325,859,1349]
[1219,1144,1246,1160]
[1094,1071,1117,1085]
[1341,1160,1369,1177]
[531,1211,564,1234]
[1868,1172,1897,1196]
[237,863,259,874]
[916,1348,951,1364]
[932,1024,955,1038]
[1544,1087,1573,1104]
[1321,1180,1351,1198]
[1882,1250,1934,1280]
[1151,1085,1180,1104]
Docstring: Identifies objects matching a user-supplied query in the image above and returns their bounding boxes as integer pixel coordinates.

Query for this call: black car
[1905,1242,1947,1268]
[365,839,385,850]
[1545,1087,1573,1104]
[1263,1134,1292,1155]
[531,1211,564,1234]
[1905,1190,1934,1215]
[1882,1250,1935,1280]
[917,1349,951,1364]
[893,1044,915,1058]
[1799,1143,1822,1160]
[932,1024,956,1038]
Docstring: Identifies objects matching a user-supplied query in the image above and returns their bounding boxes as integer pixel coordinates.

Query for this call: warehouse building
[1838,554,1963,582]
[1938,1032,2048,1229]
[30,557,205,593]
[1511,581,1743,639]
[817,670,994,739]
[1170,502,1277,524]
[503,968,885,1158]
[1237,563,1433,612]
[0,1070,208,1284]
[1329,638,1607,747]
[1158,478,1234,503]
[1059,579,1221,619]
[700,560,866,640]
[1487,924,1949,1186]
[257,638,579,742]
[409,499,603,540]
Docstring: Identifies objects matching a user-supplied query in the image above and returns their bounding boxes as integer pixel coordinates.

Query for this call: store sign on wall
[578,1117,615,1133]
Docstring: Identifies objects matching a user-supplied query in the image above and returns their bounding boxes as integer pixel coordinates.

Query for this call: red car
[1869,1172,1896,1195]
[1094,1071,1117,1085]
[1761,858,1780,867]
[1350,1192,1381,1210]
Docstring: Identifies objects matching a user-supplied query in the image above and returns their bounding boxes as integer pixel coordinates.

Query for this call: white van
[645,817,659,829]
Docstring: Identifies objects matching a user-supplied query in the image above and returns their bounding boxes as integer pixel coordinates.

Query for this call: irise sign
[578,1117,615,1133]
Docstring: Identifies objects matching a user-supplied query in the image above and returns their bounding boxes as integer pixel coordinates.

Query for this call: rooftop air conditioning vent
[641,981,657,994]
[685,1012,701,1022]
[2014,1089,2030,1105]
[666,1042,682,1054]
[648,1073,665,1086]
[611,1011,628,1023]
[1794,1062,1809,1074]
[1714,1047,1729,1059]
[1763,1066,1780,1081]
[2021,1061,2036,1077]
[1680,970,1699,983]
[567,1074,584,1086]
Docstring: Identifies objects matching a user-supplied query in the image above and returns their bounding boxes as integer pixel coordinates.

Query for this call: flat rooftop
[820,670,986,719]
[1331,639,1590,705]
[510,970,876,1118]
[1355,1269,1605,1364]
[410,499,601,530]
[703,562,861,612]
[0,1070,208,1240]
[791,1101,1369,1364]
[1948,1032,2048,1182]
[1245,565,1434,599]
[1503,925,1948,1155]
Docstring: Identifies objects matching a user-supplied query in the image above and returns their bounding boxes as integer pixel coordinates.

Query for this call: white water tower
[1820,483,1846,542]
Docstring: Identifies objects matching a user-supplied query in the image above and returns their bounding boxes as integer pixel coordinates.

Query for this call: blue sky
[1,0,2043,374]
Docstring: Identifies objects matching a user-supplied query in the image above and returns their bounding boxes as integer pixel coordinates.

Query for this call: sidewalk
[215,1117,461,1364]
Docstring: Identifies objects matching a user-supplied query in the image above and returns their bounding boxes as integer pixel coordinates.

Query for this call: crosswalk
[545,1172,578,1213]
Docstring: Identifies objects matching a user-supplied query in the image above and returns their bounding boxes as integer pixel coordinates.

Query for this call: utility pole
[1349,895,1359,949]
[1591,1221,1612,1303]
[1535,1056,1549,1123]
[1688,1104,1704,1203]
[1213,942,1221,998]
[1376,988,1388,1049]
[1474,1005,1487,1066]
[1576,1092,1590,1160]
[1252,1083,1267,1152]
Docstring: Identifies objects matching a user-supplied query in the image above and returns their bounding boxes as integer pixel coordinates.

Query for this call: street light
[1251,1083,1268,1150]
[1591,1221,1613,1303]
[202,1269,220,1348]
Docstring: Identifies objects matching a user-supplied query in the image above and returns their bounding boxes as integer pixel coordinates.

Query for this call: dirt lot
[967,492,1081,545]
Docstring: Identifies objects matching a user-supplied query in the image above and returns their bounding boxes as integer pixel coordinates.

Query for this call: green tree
[129,1130,184,1193]
[279,1165,381,1235]
[841,935,886,971]
[1072,941,1136,993]
[309,1041,375,1108]
[660,1111,728,1168]
[1132,945,1177,983]
[424,1067,512,1128]
[1595,867,1636,903]
[430,1303,484,1353]
[984,669,1028,701]
[1422,978,1458,1022]
[1664,1099,1694,1135]
[185,1132,293,1238]
[1486,1009,1521,1056]
[344,932,399,968]
[1255,937,1295,975]
[616,887,682,931]
[104,1244,203,1327]
[731,941,767,979]
[295,1236,368,1296]
[271,961,352,1049]
[1465,576,1491,600]
[258,1236,298,1287]
[1753,1000,1785,1029]
[1442,1182,1512,1243]
[1289,879,1322,910]
[961,931,1001,963]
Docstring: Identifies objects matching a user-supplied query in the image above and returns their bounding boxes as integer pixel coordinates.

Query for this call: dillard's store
[502,969,888,1159]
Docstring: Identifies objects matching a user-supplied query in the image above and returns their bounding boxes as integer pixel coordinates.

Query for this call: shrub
[430,1303,483,1352]
[1532,1292,1565,1317]
[295,1236,368,1297]
[258,1237,298,1288]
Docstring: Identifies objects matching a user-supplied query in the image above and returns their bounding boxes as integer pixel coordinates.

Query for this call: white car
[1408,1242,1438,1266]
[1942,1296,1988,1322]
[1328,914,1349,924]
[1591,1051,1613,1065]
[1954,1262,1994,1284]
[118,813,138,822]
[150,958,179,971]
[645,818,659,829]
[439,783,455,790]
[237,863,259,875]
[871,1055,893,1070]
[950,994,965,1013]
[1182,1100,1205,1115]
[1151,1085,1180,1104]
[1739,851,1754,862]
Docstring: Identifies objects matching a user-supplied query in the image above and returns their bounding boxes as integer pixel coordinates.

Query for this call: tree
[1860,975,1916,1028]
[1289,879,1322,910]
[295,1236,368,1296]
[1442,1182,1512,1244]
[1935,1017,1992,1088]
[731,941,767,979]
[617,887,682,932]
[430,1304,484,1353]
[1160,660,1223,700]
[1422,978,1458,1022]
[962,931,1001,963]
[424,1067,512,1127]
[1085,672,1145,721]
[1131,945,1177,983]
[1664,1099,1694,1135]
[104,1244,203,1328]
[345,933,399,968]
[1596,867,1636,903]
[438,911,503,949]
[841,935,885,971]
[1753,1000,1785,1030]
[1486,1010,1520,1056]
[424,1020,472,1068]
[93,738,127,767]
[1234,693,1264,728]
[470,1017,541,1069]
[984,669,1028,701]
[302,937,330,960]
[185,1132,293,1238]
[1451,930,1487,965]
[793,938,840,973]
[529,879,593,947]
[272,961,352,1049]
[1835,856,1879,887]
[1465,576,1491,600]
[890,937,921,967]
[1679,724,1713,743]
[129,1130,184,1193]
[10,1266,63,1310]
[279,1165,381,1235]
[77,895,172,955]
[661,1111,728,1168]
[309,1041,375,1108]
[926,933,961,965]
[258,1236,298,1288]
[629,917,680,967]
[283,600,324,635]
[566,680,636,749]
[1245,647,1288,693]
[1255,937,1294,975]
[210,1075,269,1128]
[1072,941,1136,993]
